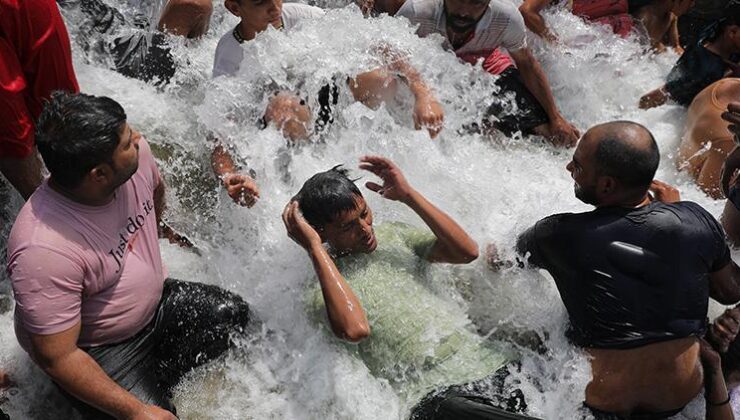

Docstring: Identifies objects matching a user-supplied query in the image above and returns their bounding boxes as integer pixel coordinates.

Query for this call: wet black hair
[703,4,740,42]
[36,91,127,189]
[593,122,660,190]
[294,165,363,229]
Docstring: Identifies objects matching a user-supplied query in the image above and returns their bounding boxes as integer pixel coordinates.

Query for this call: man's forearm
[309,243,369,342]
[518,58,562,120]
[211,144,238,177]
[402,188,478,262]
[379,46,431,100]
[41,348,144,418]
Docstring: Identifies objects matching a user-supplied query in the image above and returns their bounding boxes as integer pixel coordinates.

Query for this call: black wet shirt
[664,42,739,106]
[517,201,731,349]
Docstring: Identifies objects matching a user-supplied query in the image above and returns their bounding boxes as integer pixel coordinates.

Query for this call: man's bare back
[586,338,703,416]
[678,78,740,198]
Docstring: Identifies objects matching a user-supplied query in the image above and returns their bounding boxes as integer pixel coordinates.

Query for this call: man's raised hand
[359,156,413,202]
[282,201,322,250]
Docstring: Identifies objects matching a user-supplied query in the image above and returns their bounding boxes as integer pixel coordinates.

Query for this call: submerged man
[396,0,580,145]
[58,0,212,84]
[720,101,740,245]
[677,78,740,198]
[519,0,635,41]
[514,121,740,418]
[0,0,79,199]
[7,92,251,419]
[640,6,740,109]
[210,0,443,206]
[283,157,540,419]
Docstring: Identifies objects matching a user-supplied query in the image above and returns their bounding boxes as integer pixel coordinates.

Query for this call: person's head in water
[294,166,377,255]
[703,5,740,51]
[566,121,659,207]
[225,0,283,38]
[36,92,140,196]
[444,0,491,33]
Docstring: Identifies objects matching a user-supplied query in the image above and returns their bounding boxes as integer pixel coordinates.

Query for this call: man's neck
[446,26,475,49]
[596,194,651,209]
[48,178,114,207]
[237,19,284,43]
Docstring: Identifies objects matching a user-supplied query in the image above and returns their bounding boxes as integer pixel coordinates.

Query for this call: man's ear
[225,0,241,16]
[598,176,617,195]
[90,164,112,185]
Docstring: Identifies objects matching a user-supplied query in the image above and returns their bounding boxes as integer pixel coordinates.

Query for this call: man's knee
[349,69,398,110]
[212,290,251,332]
[264,93,312,141]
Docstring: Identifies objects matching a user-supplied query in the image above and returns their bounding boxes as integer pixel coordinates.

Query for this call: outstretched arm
[377,46,445,137]
[519,0,557,42]
[509,48,579,146]
[283,202,370,342]
[699,338,734,420]
[359,155,478,263]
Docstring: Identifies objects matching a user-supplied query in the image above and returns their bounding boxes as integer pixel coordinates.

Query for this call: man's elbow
[457,246,479,264]
[342,324,370,343]
[518,4,536,22]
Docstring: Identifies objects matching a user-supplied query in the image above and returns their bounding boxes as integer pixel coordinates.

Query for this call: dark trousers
[65,279,251,418]
[410,364,542,420]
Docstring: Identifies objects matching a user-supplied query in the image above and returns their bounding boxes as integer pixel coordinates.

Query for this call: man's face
[444,0,490,33]
[321,196,377,255]
[566,131,600,206]
[108,123,140,189]
[228,0,283,34]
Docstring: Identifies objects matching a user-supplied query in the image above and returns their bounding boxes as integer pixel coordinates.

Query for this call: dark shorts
[258,83,340,135]
[410,364,542,420]
[64,279,252,418]
[584,403,684,420]
[485,68,550,137]
[58,0,175,84]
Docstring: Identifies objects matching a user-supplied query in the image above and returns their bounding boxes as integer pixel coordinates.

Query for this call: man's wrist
[400,188,419,206]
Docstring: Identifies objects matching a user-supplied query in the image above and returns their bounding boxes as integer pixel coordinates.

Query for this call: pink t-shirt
[7,137,165,350]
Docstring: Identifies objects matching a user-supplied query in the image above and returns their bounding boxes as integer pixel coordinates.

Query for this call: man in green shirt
[282,156,539,420]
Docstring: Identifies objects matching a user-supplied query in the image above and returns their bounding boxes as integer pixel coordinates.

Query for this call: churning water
[0,1,731,418]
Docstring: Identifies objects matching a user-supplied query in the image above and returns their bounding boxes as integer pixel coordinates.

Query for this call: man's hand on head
[648,180,681,203]
[413,94,444,138]
[222,173,260,208]
[282,201,322,251]
[359,156,414,202]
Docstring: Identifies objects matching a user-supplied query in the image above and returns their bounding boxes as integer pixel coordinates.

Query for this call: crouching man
[515,121,740,418]
[7,92,251,419]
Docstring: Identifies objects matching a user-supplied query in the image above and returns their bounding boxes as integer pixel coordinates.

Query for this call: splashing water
[0,1,732,419]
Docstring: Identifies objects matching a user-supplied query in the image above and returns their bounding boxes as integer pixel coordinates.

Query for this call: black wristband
[707,394,731,406]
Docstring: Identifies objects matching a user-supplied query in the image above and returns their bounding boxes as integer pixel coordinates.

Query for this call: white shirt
[212,3,325,78]
[396,0,527,57]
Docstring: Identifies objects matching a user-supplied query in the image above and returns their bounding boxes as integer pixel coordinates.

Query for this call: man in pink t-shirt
[7,92,251,419]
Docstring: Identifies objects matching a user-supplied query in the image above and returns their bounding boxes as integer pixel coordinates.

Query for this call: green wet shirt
[307,222,509,401]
